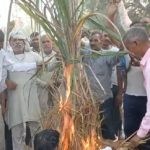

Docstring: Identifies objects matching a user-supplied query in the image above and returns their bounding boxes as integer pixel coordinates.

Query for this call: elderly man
[0,29,42,150]
[5,30,42,150]
[82,31,121,140]
[121,28,150,150]
[0,29,43,93]
[37,35,56,114]
[107,4,148,142]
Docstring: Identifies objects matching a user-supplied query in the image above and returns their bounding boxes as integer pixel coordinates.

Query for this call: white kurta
[37,51,56,113]
[0,49,36,84]
[0,69,7,93]
[5,51,42,129]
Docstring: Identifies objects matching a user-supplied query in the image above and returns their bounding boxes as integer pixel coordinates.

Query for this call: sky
[0,0,29,29]
[0,1,10,28]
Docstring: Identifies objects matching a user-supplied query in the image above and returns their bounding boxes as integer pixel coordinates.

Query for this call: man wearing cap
[4,30,42,150]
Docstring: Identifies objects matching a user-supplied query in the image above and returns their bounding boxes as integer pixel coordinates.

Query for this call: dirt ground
[0,108,5,150]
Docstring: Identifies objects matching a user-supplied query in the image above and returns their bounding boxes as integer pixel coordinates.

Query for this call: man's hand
[6,80,17,90]
[36,63,46,70]
[9,20,15,33]
[130,135,141,149]
[36,61,49,70]
[107,3,118,17]
[111,140,123,150]
[46,84,52,91]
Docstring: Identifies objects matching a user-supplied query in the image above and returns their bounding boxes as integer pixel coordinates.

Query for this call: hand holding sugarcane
[130,135,141,149]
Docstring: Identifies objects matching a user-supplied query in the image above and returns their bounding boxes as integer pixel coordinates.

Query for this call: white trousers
[11,122,39,150]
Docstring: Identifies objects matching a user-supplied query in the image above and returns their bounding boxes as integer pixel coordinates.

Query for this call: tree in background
[85,0,150,21]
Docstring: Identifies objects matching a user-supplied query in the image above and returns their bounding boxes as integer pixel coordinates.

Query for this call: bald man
[123,27,150,150]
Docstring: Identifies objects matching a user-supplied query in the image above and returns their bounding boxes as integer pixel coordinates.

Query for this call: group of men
[81,1,150,150]
[0,29,57,150]
[1,0,150,150]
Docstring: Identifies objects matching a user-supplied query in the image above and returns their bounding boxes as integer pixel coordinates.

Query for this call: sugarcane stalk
[5,0,13,48]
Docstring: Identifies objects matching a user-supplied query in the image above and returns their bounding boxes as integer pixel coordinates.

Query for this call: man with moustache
[30,32,40,54]
[107,3,149,144]
[101,31,122,137]
[5,30,42,150]
[36,35,56,114]
[82,31,121,140]
[113,27,150,150]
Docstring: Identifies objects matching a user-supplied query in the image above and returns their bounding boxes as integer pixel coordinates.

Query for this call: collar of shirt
[140,48,150,66]
[9,51,25,62]
[40,50,56,58]
[32,48,40,54]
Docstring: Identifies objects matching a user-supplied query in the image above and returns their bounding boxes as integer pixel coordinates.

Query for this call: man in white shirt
[81,30,90,49]
[37,35,56,114]
[0,30,43,93]
[5,30,42,150]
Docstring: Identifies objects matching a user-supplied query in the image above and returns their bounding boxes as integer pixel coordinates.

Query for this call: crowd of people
[0,0,150,150]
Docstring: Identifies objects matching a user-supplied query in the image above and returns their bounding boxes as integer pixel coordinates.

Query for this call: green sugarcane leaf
[82,51,127,57]
[87,18,121,42]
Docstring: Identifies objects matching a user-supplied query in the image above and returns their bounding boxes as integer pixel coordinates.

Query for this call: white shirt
[81,37,90,49]
[37,51,56,113]
[5,51,42,129]
[0,69,7,93]
[0,49,36,82]
[125,55,146,96]
[126,66,146,96]
[117,1,146,96]
[118,1,132,32]
[102,46,119,87]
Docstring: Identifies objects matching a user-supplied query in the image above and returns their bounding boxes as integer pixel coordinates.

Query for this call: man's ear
[133,40,139,47]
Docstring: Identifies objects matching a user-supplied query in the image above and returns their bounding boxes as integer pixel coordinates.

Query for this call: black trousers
[4,120,13,150]
[124,94,150,150]
[111,85,122,135]
[4,120,33,149]
[100,98,116,140]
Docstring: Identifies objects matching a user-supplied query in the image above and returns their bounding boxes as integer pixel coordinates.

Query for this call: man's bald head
[123,27,149,43]
[42,34,52,55]
[140,18,150,25]
[123,27,149,57]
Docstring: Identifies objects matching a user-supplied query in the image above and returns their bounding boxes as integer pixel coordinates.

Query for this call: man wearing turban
[4,30,42,150]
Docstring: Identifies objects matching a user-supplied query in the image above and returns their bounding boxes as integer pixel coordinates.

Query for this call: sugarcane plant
[13,0,138,150]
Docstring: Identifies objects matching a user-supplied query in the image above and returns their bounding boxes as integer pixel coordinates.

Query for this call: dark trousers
[124,94,150,150]
[100,98,116,140]
[4,120,13,150]
[111,85,122,135]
